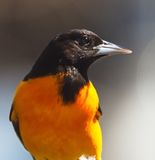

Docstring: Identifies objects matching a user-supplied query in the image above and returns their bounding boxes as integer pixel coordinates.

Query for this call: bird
[9,29,132,160]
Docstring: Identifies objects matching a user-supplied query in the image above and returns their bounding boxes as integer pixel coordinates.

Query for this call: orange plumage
[11,75,102,160]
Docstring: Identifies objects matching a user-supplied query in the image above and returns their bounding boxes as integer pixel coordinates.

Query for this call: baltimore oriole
[10,29,132,160]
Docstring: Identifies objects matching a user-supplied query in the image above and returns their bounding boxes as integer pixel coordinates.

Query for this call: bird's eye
[78,36,90,46]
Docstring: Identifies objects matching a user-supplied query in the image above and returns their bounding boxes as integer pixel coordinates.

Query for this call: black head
[24,29,132,80]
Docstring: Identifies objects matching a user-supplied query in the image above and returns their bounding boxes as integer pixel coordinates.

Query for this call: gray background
[0,0,155,160]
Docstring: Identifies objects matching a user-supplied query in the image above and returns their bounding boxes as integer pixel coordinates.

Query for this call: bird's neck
[59,66,88,103]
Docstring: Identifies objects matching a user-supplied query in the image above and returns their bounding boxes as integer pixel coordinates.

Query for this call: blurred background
[0,0,155,160]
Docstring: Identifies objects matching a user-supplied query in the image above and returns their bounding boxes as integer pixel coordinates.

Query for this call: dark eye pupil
[80,36,90,46]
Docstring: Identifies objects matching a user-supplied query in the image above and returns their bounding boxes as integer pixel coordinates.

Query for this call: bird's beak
[93,40,132,57]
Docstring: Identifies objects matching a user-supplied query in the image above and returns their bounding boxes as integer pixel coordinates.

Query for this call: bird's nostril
[103,41,108,45]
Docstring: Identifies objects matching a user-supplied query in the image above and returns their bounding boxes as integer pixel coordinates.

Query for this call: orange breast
[12,75,102,160]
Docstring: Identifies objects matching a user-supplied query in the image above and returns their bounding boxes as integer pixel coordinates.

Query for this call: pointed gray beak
[93,40,132,57]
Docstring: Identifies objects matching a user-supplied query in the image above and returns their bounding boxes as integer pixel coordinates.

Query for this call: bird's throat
[59,66,87,103]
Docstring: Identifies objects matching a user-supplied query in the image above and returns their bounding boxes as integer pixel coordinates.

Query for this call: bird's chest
[15,75,100,158]
[16,74,99,126]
